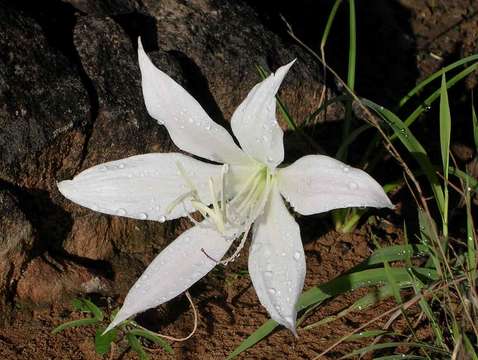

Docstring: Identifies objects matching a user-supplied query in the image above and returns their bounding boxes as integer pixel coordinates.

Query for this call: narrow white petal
[278,155,394,215]
[57,153,223,221]
[248,187,305,334]
[105,223,234,331]
[138,38,249,165]
[230,60,295,168]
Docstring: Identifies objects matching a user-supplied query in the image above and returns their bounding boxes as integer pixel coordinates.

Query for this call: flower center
[165,162,274,264]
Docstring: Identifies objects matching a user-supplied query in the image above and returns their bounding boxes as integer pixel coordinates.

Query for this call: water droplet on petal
[159,216,166,223]
[342,166,350,172]
[116,208,127,216]
[293,252,301,260]
[138,212,148,220]
[268,288,276,295]
[264,271,273,278]
[205,124,211,131]
[348,182,358,190]
[118,163,125,169]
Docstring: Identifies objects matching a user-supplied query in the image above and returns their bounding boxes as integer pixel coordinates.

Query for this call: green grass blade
[336,124,370,159]
[347,0,356,91]
[51,317,99,334]
[298,267,437,312]
[466,182,477,280]
[399,54,478,108]
[472,99,478,150]
[129,329,174,354]
[345,330,392,341]
[363,99,445,211]
[373,356,427,360]
[126,334,149,360]
[226,320,278,360]
[320,0,343,50]
[341,341,449,359]
[439,74,451,181]
[449,166,478,191]
[94,328,117,355]
[463,332,478,360]
[404,62,478,127]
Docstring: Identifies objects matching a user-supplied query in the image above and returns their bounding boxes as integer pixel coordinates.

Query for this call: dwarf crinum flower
[57,38,393,335]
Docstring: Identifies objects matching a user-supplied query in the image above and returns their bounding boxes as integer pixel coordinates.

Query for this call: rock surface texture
[0,0,333,316]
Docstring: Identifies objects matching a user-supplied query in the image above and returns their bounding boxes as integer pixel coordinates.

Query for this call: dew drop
[205,123,211,131]
[116,208,127,216]
[118,163,125,169]
[275,304,281,312]
[264,271,273,278]
[293,252,301,260]
[138,212,148,220]
[159,216,166,223]
[348,182,358,190]
[342,166,350,172]
[268,288,276,295]
[262,135,268,142]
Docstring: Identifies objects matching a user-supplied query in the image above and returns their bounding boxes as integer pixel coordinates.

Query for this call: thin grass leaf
[404,62,478,127]
[94,328,117,355]
[51,318,99,334]
[347,0,356,91]
[372,356,427,360]
[439,74,451,181]
[320,0,343,50]
[303,95,350,127]
[466,181,477,280]
[472,99,478,150]
[340,341,449,359]
[336,124,370,159]
[363,99,445,212]
[127,334,149,360]
[399,54,478,107]
[226,320,278,360]
[449,166,478,191]
[463,333,478,360]
[345,330,392,341]
[303,285,395,330]
[129,329,174,354]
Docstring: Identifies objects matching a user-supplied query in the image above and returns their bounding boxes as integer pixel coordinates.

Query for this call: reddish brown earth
[0,0,477,359]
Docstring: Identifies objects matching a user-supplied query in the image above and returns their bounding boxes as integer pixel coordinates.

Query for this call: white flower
[57,38,393,335]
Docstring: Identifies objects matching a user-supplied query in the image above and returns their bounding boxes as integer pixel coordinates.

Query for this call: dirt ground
[1,0,477,359]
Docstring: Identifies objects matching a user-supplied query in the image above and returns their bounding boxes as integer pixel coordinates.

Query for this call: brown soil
[1,0,477,359]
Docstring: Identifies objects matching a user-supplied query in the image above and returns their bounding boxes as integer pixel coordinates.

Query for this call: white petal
[138,38,249,165]
[248,187,305,334]
[278,155,394,215]
[105,223,234,331]
[230,60,295,167]
[57,153,223,221]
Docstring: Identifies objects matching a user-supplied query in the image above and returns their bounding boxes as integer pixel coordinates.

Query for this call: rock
[0,4,89,185]
[16,257,111,305]
[0,189,34,322]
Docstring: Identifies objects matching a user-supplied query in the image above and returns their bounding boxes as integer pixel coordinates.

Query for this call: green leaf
[129,329,174,354]
[404,61,478,127]
[94,328,117,355]
[363,99,445,212]
[439,73,451,181]
[51,317,99,334]
[473,99,478,151]
[127,334,149,360]
[399,54,478,108]
[345,330,392,341]
[341,341,449,359]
